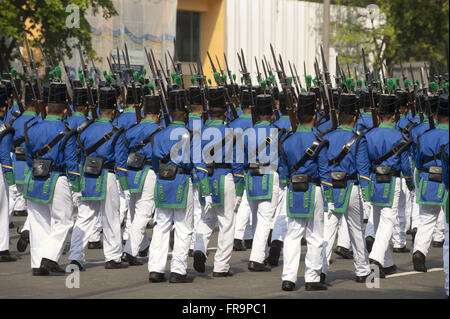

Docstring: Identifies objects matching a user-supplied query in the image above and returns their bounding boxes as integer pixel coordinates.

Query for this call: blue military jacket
[113,107,139,130]
[365,122,413,206]
[0,118,14,185]
[152,121,194,209]
[121,119,160,194]
[188,113,204,186]
[415,124,449,206]
[78,117,128,200]
[280,125,332,218]
[11,111,40,183]
[355,111,374,132]
[24,115,80,203]
[323,125,371,213]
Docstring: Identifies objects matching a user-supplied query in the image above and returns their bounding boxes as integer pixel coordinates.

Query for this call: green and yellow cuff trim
[233,173,244,178]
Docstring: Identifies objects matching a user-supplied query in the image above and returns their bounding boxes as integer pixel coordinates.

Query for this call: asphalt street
[0,215,446,299]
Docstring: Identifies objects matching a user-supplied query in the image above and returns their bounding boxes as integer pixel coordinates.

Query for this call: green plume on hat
[175,74,183,87]
[148,82,155,91]
[213,72,221,85]
[49,71,54,80]
[240,76,244,84]
[103,70,108,79]
[305,75,312,88]
[301,87,306,92]
[350,80,356,92]
[11,68,17,78]
[89,75,94,85]
[346,78,353,90]
[288,77,293,84]
[430,81,439,93]
[139,75,145,83]
[415,80,420,86]
[233,74,236,81]
[142,69,146,76]
[171,72,177,82]
[446,82,449,92]
[395,78,400,88]
[54,66,62,79]
[357,79,362,88]
[133,71,139,82]
[340,81,346,89]
[268,75,275,84]
[190,75,195,85]
[387,78,395,92]
[260,80,267,93]
[105,74,112,85]
[404,79,412,88]
[78,69,85,85]
[221,74,227,83]
[313,78,318,86]
[208,78,212,85]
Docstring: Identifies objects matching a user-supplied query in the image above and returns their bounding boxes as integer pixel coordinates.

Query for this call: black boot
[334,246,353,259]
[32,267,50,276]
[149,272,166,282]
[40,258,65,274]
[193,250,206,273]
[411,227,417,243]
[244,239,253,249]
[412,251,427,272]
[0,250,17,262]
[267,229,273,247]
[139,245,149,257]
[248,261,271,272]
[9,222,14,229]
[382,264,397,275]
[13,210,28,217]
[393,246,410,253]
[267,240,282,266]
[432,241,444,248]
[169,272,194,283]
[88,241,103,249]
[17,230,30,253]
[305,282,328,291]
[122,253,143,266]
[282,281,295,291]
[365,236,375,253]
[213,270,234,277]
[69,260,85,272]
[369,259,386,278]
[233,239,246,251]
[105,260,129,269]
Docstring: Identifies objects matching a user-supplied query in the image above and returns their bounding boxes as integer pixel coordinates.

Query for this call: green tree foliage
[0,0,117,73]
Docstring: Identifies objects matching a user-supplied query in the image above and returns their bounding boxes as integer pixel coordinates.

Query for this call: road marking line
[386,268,443,278]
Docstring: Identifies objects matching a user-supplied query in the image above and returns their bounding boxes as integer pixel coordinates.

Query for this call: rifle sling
[84,127,119,156]
[371,139,411,166]
[33,129,70,158]
[328,133,358,166]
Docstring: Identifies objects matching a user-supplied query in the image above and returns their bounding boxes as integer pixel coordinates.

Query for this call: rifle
[238,49,257,125]
[57,48,73,113]
[270,44,297,131]
[123,43,141,123]
[381,64,388,94]
[362,48,378,127]
[410,64,424,123]
[288,60,300,98]
[224,53,241,111]
[313,58,329,122]
[196,59,209,123]
[320,45,338,129]
[1,53,24,113]
[115,48,127,104]
[420,66,435,129]
[77,44,96,119]
[91,57,100,86]
[38,43,53,77]
[24,35,46,119]
[216,55,224,76]
[293,63,303,89]
[400,61,415,117]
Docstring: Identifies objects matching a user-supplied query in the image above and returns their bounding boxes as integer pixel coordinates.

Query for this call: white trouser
[21,217,30,232]
[0,170,10,251]
[9,184,26,215]
[123,170,156,256]
[393,179,408,248]
[194,173,236,272]
[234,190,253,240]
[411,168,421,230]
[337,215,351,250]
[69,172,122,263]
[414,204,445,256]
[322,186,371,276]
[27,176,73,269]
[432,209,445,242]
[190,186,203,250]
[444,220,449,296]
[271,186,288,243]
[405,187,416,231]
[248,173,280,264]
[88,211,102,242]
[368,177,401,267]
[282,187,324,283]
[148,180,193,275]
[365,208,375,238]
[363,199,372,220]
[118,179,129,229]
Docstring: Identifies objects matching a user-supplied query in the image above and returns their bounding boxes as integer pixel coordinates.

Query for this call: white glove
[124,190,131,204]
[327,202,335,219]
[203,195,213,215]
[234,196,242,213]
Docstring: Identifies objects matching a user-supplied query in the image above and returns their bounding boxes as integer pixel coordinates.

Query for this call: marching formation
[0,41,448,296]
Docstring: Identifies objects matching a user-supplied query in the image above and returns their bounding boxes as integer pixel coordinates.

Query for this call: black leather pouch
[158,161,177,180]
[428,166,442,183]
[15,146,26,161]
[32,158,53,178]
[291,174,309,192]
[84,156,104,177]
[127,152,146,170]
[375,166,392,183]
[331,171,348,188]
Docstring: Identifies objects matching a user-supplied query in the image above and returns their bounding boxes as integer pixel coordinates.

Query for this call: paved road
[0,215,446,299]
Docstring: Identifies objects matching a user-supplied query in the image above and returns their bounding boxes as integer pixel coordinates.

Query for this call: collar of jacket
[378,122,396,129]
[23,111,37,117]
[437,123,449,130]
[44,115,62,121]
[337,125,353,131]
[123,108,135,113]
[189,113,202,118]
[71,112,85,117]
[140,118,156,124]
[296,125,313,132]
[169,121,185,127]
[239,113,252,119]
[95,117,112,123]
[280,115,290,119]
[205,120,224,126]
[255,121,270,126]
[235,106,242,112]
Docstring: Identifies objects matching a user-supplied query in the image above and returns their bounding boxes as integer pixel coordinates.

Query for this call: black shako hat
[98,87,117,109]
[208,86,227,109]
[73,87,89,107]
[278,89,294,114]
[297,92,317,116]
[338,93,358,115]
[255,94,273,116]
[143,95,161,115]
[378,94,398,115]
[186,86,202,105]
[169,89,188,113]
[48,82,67,104]
[240,89,256,108]
[438,94,448,117]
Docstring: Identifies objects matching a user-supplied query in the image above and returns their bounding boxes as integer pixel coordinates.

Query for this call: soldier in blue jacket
[413,94,449,273]
[69,86,129,271]
[441,139,448,297]
[232,89,256,251]
[24,83,80,275]
[148,89,195,283]
[0,84,18,262]
[364,94,414,278]
[321,93,372,283]
[279,91,331,291]
[121,95,162,265]
[192,86,245,277]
